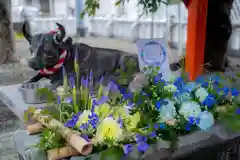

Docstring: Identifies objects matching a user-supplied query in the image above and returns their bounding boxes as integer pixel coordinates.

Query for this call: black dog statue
[22,22,139,89]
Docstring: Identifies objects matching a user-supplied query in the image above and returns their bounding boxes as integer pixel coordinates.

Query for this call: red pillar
[185,0,208,80]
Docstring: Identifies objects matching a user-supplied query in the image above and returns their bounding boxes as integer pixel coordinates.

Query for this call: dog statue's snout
[28,58,41,70]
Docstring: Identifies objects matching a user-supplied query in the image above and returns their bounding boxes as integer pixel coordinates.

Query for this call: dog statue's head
[22,21,66,70]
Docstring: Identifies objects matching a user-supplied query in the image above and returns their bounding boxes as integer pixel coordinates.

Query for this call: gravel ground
[0,37,240,160]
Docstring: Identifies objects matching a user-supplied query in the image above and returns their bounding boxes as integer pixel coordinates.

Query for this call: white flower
[159,99,177,122]
[164,84,177,92]
[195,87,208,102]
[179,101,201,120]
[56,86,65,96]
[197,111,214,131]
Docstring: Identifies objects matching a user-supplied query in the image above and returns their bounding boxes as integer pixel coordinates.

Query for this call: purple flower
[69,76,75,88]
[89,70,93,81]
[88,112,99,128]
[108,81,119,92]
[123,144,133,155]
[135,134,147,142]
[64,112,81,127]
[81,76,88,87]
[153,123,159,129]
[93,96,108,106]
[81,135,90,142]
[80,123,89,130]
[100,75,104,84]
[64,97,73,103]
[57,96,61,104]
[137,142,149,153]
[149,131,157,138]
[117,117,123,128]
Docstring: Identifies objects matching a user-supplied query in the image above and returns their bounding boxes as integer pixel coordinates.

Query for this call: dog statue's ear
[22,21,32,43]
[57,37,73,50]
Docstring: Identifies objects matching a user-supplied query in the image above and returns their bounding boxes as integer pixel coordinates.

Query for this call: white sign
[136,39,171,80]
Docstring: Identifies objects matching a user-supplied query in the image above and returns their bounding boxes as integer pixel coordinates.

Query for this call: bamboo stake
[31,109,93,156]
[26,122,44,135]
[47,146,80,160]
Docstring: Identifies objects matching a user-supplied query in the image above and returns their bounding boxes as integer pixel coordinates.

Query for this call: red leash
[39,28,67,75]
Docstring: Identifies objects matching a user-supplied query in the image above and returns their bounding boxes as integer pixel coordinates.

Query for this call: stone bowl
[19,82,52,104]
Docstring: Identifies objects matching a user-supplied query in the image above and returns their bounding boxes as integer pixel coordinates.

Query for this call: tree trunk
[0,0,17,65]
[204,0,234,72]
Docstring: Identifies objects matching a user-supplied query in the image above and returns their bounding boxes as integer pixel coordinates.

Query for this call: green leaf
[115,0,122,6]
[100,147,123,160]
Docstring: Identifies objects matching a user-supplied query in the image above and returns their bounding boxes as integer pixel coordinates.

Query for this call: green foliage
[100,147,124,160]
[35,128,66,151]
[115,57,139,85]
[37,88,56,104]
[81,0,171,18]
[24,107,36,122]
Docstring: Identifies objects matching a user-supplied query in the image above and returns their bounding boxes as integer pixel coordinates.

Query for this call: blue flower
[155,101,162,109]
[202,94,216,108]
[235,108,240,115]
[188,116,195,124]
[159,123,166,129]
[196,76,205,84]
[197,111,214,131]
[231,88,239,97]
[184,82,196,92]
[137,142,149,153]
[187,116,200,125]
[153,73,163,84]
[222,87,229,96]
[123,144,133,155]
[185,124,191,131]
[210,75,220,85]
[174,77,185,89]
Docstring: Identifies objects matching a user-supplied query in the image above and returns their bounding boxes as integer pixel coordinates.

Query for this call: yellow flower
[164,84,177,92]
[126,112,141,131]
[95,117,123,143]
[94,103,111,119]
[76,110,91,127]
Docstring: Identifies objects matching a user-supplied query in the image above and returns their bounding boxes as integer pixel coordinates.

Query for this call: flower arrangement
[24,64,240,160]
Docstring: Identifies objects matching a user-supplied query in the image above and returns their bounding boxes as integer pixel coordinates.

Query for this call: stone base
[77,27,88,37]
[13,130,47,160]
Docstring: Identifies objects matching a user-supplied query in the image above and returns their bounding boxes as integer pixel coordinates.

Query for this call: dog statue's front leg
[24,72,44,83]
